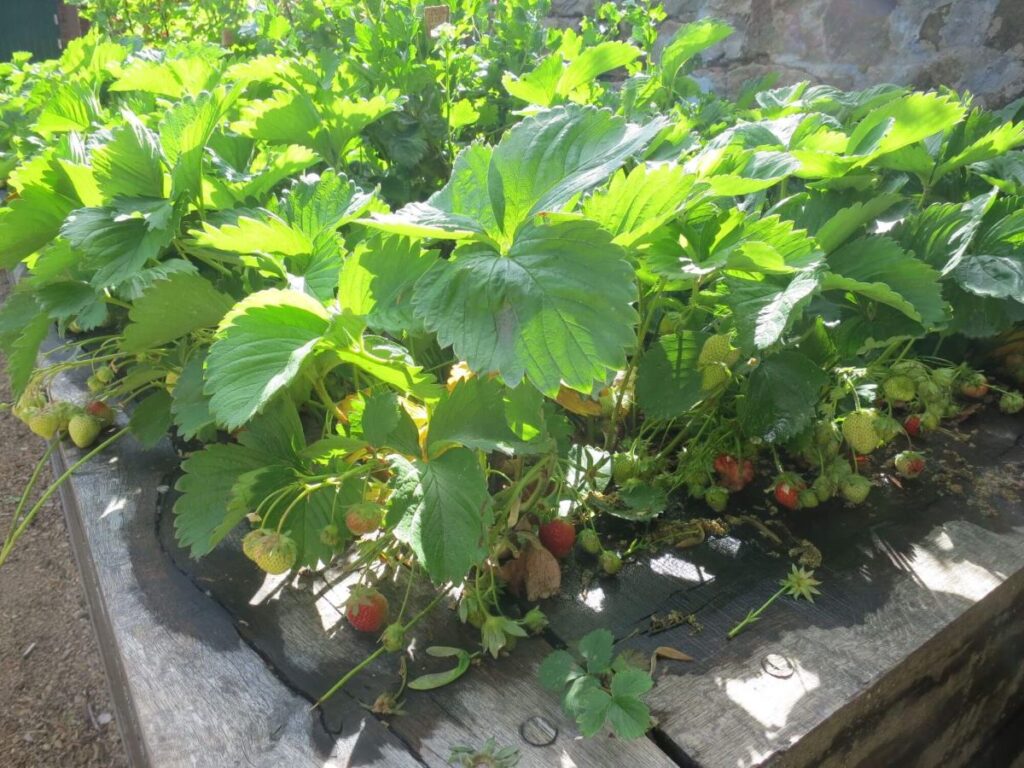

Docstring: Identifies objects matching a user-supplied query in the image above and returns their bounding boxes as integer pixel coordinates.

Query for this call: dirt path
[0,363,128,767]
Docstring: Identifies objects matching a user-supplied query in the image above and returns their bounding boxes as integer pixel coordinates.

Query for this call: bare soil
[0,363,128,767]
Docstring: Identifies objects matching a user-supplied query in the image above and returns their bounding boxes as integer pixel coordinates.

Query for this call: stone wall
[550,0,1024,106]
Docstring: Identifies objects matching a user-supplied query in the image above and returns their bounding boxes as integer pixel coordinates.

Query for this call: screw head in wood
[761,652,795,679]
[519,715,558,746]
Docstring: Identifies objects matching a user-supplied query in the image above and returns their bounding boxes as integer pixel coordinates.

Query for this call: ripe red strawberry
[538,519,576,559]
[903,415,921,437]
[772,474,805,510]
[894,451,925,479]
[714,454,754,491]
[346,587,389,633]
[345,503,383,537]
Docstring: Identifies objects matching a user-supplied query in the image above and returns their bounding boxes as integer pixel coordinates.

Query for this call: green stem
[0,429,129,568]
[314,587,450,708]
[727,585,786,640]
[2,441,57,547]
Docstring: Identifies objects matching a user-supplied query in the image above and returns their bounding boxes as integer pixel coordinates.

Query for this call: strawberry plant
[1,4,1024,743]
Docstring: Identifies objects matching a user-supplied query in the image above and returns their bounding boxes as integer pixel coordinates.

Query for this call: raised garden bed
[50,360,1024,768]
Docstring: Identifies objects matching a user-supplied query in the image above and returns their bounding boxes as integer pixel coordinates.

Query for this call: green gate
[0,1,60,62]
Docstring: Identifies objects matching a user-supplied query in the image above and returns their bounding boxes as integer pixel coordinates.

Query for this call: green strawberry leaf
[0,185,77,269]
[205,288,330,430]
[170,353,216,441]
[726,269,822,350]
[122,272,234,354]
[578,628,615,674]
[129,390,173,448]
[426,376,525,458]
[538,650,584,691]
[740,351,829,443]
[91,112,165,200]
[636,331,709,420]
[413,220,637,396]
[391,447,491,585]
[189,209,312,256]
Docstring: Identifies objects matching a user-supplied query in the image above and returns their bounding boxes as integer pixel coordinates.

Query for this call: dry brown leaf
[650,645,694,676]
[496,541,561,601]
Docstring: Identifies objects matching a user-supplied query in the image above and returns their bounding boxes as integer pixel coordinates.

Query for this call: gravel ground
[0,362,128,767]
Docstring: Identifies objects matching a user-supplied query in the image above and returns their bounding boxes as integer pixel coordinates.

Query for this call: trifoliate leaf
[205,289,329,429]
[61,200,176,288]
[122,272,234,353]
[412,219,637,396]
[279,170,374,236]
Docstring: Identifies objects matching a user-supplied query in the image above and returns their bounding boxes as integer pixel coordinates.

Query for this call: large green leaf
[413,220,638,396]
[582,163,697,248]
[61,199,176,287]
[91,112,165,200]
[279,170,373,236]
[426,376,524,458]
[814,194,903,253]
[635,331,708,420]
[935,120,1024,180]
[122,272,235,353]
[951,254,1024,302]
[190,209,312,255]
[726,269,822,349]
[170,352,216,441]
[340,234,433,334]
[660,19,733,86]
[824,236,948,327]
[173,442,267,557]
[205,289,329,429]
[739,352,828,443]
[0,186,77,268]
[847,92,965,162]
[489,105,667,236]
[392,448,492,585]
[160,92,224,202]
[556,42,641,97]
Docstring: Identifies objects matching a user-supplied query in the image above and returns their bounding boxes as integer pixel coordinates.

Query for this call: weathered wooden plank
[48,364,426,768]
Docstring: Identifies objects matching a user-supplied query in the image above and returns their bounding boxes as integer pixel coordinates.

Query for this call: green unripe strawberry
[698,334,739,367]
[94,367,114,385]
[931,367,957,389]
[814,420,841,453]
[319,523,343,547]
[882,375,916,403]
[599,550,622,576]
[894,450,925,479]
[920,410,942,431]
[380,623,405,652]
[999,391,1024,414]
[165,371,179,389]
[86,375,104,393]
[522,607,548,634]
[68,414,102,448]
[798,489,820,509]
[917,379,944,405]
[840,475,872,504]
[874,414,903,444]
[612,452,638,485]
[811,473,837,502]
[704,485,729,513]
[249,532,298,574]
[242,529,272,561]
[27,407,61,440]
[700,363,730,391]
[842,410,880,454]
[892,360,929,382]
[659,311,684,335]
[577,528,602,555]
